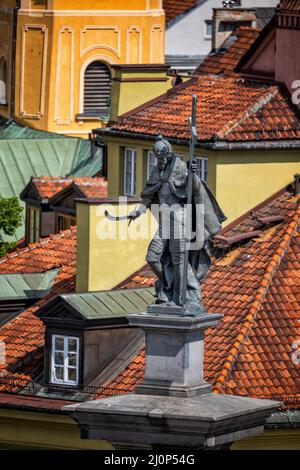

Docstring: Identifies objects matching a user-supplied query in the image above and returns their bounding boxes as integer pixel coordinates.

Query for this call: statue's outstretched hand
[128,209,141,221]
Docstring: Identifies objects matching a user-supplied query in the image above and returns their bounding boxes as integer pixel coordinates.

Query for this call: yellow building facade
[0,0,165,137]
[101,135,300,225]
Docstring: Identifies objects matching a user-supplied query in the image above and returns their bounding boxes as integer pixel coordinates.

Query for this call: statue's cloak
[141,155,226,286]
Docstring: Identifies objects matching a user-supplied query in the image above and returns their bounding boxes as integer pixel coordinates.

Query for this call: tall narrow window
[27,206,40,244]
[204,21,212,39]
[196,157,208,182]
[83,61,112,116]
[147,150,156,179]
[124,148,136,196]
[51,335,79,386]
[0,57,7,105]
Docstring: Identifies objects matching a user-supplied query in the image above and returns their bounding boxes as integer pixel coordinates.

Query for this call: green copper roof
[60,287,155,320]
[0,117,102,241]
[0,268,59,300]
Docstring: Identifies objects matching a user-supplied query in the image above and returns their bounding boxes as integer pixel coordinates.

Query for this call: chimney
[109,64,170,121]
[212,7,256,50]
[76,198,156,292]
[294,173,300,195]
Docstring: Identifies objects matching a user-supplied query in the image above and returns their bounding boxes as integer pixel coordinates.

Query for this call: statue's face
[154,150,168,171]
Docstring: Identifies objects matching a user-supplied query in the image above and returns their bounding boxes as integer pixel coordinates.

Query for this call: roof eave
[95,128,300,151]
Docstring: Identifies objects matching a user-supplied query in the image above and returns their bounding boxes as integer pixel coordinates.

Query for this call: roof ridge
[0,226,77,266]
[216,86,279,139]
[214,203,300,393]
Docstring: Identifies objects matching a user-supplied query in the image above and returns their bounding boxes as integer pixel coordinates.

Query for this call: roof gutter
[94,128,300,151]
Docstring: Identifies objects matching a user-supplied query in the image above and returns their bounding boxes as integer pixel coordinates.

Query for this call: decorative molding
[150,24,163,63]
[126,26,142,64]
[54,26,74,125]
[18,9,165,17]
[80,26,120,58]
[19,24,48,119]
[78,54,115,115]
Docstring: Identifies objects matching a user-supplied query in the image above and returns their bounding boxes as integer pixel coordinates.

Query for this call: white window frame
[204,20,212,39]
[147,150,156,179]
[124,148,136,196]
[51,335,79,386]
[196,157,208,182]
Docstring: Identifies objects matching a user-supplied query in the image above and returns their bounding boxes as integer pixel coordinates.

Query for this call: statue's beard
[157,156,168,171]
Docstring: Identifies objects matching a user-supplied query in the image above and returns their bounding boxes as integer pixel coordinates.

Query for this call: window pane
[124,149,136,196]
[68,353,77,367]
[68,368,77,382]
[68,338,77,352]
[55,367,64,380]
[54,337,64,351]
[54,352,64,365]
[147,151,156,179]
[205,21,212,37]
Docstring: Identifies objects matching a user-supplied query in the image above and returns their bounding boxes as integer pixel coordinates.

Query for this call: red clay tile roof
[0,227,77,274]
[1,184,300,409]
[109,184,300,408]
[73,177,107,199]
[30,176,107,201]
[31,177,73,200]
[163,0,199,23]
[195,27,260,78]
[0,392,73,412]
[0,228,76,388]
[109,77,300,143]
[278,0,300,11]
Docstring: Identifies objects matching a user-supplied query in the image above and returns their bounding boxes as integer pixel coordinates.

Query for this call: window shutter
[83,61,112,115]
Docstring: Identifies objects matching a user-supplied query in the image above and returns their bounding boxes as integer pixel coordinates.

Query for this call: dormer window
[51,335,79,386]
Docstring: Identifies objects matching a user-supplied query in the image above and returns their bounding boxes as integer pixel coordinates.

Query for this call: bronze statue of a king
[128,135,226,312]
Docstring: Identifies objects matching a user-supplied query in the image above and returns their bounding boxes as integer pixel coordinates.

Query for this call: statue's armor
[138,136,226,308]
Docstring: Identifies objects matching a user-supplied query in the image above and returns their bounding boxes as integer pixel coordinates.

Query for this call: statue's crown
[153,135,173,157]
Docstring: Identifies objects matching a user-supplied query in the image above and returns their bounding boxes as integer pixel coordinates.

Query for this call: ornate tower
[12,0,165,137]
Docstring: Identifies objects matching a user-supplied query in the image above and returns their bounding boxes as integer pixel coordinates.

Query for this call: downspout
[11,0,20,118]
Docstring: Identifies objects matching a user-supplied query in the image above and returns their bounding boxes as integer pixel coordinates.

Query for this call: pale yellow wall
[105,136,216,198]
[0,408,111,450]
[232,428,300,450]
[76,199,157,292]
[215,150,300,225]
[14,0,165,137]
[110,69,173,121]
[105,137,300,225]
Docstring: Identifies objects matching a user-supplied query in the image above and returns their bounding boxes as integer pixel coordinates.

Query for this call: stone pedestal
[63,305,281,450]
[129,307,222,397]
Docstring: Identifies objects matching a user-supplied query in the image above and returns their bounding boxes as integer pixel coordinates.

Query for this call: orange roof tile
[31,176,72,199]
[195,27,260,78]
[109,77,300,143]
[0,227,77,274]
[30,176,107,201]
[163,0,198,23]
[72,177,107,199]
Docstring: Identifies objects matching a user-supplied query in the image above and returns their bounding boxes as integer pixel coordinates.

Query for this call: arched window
[0,57,7,105]
[83,61,112,116]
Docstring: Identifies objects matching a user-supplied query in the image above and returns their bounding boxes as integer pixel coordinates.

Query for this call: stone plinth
[63,393,280,450]
[62,306,281,450]
[128,307,222,397]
